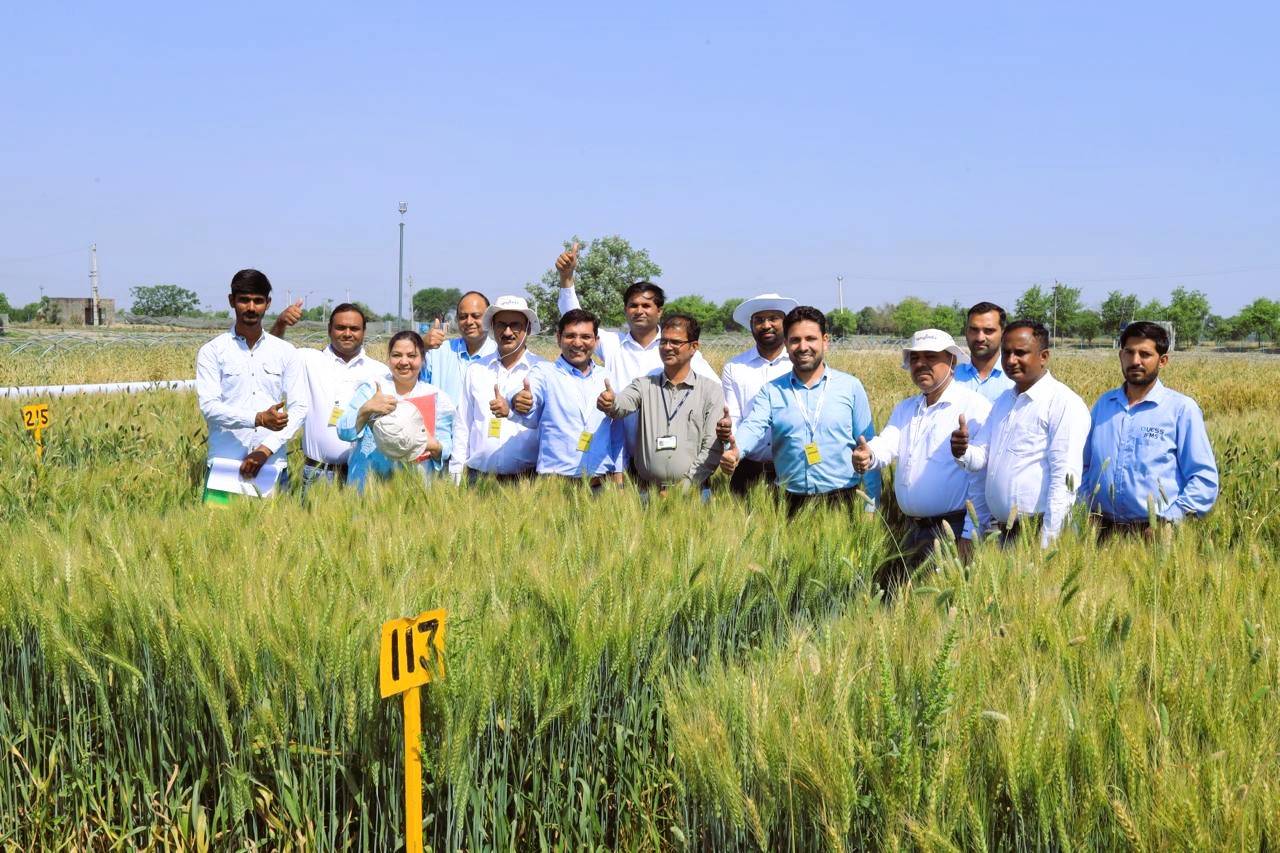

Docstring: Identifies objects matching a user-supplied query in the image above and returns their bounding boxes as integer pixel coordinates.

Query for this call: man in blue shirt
[954,301,1015,403]
[506,308,623,485]
[720,306,881,517]
[1081,321,1218,538]
[419,290,498,408]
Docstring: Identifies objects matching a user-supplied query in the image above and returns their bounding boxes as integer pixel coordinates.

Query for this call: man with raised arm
[717,293,799,494]
[450,295,546,482]
[1080,321,1218,539]
[954,301,1016,403]
[719,306,880,517]
[950,320,1091,548]
[596,313,724,496]
[196,269,307,488]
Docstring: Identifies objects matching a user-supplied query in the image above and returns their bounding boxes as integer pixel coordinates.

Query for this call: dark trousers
[729,458,776,496]
[876,510,967,592]
[1095,515,1158,543]
[784,487,859,519]
[995,514,1043,547]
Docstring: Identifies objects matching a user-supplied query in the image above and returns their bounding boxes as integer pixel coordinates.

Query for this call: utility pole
[407,274,415,323]
[836,275,844,312]
[1051,280,1059,345]
[89,243,101,326]
[397,202,408,328]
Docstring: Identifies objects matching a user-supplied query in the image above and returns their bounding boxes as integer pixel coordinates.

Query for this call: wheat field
[1,341,1277,850]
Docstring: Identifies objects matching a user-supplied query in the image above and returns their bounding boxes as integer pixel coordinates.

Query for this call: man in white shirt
[450,295,546,482]
[853,329,991,577]
[195,269,308,489]
[717,292,798,494]
[272,303,390,494]
[950,320,1091,548]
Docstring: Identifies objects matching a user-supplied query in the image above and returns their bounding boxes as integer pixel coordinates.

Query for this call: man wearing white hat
[852,329,992,576]
[717,293,799,494]
[450,295,547,482]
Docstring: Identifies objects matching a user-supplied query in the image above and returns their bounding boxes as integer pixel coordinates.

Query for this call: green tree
[718,298,745,332]
[1075,309,1103,344]
[1014,285,1053,325]
[1047,282,1083,338]
[1165,287,1211,346]
[1235,298,1280,346]
[828,307,857,337]
[928,302,965,336]
[1136,298,1166,321]
[412,287,463,323]
[664,295,721,333]
[526,236,662,327]
[0,292,11,316]
[855,306,878,334]
[891,297,933,337]
[1099,290,1140,336]
[130,284,200,317]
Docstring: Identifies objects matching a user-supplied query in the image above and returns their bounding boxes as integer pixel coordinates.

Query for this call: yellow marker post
[379,609,447,853]
[21,403,50,463]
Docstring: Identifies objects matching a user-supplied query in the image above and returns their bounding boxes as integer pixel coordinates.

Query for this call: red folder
[405,394,437,436]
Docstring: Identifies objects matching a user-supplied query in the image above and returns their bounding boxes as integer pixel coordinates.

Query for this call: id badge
[656,434,678,452]
[488,418,502,438]
[804,442,822,465]
[577,431,593,452]
[328,406,343,427]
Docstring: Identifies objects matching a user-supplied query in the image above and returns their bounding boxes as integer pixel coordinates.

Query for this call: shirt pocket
[259,361,286,399]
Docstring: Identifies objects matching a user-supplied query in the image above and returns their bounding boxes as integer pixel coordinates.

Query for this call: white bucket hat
[732,293,799,329]
[482,295,541,336]
[901,329,970,370]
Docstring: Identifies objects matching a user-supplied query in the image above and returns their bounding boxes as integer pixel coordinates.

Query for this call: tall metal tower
[89,243,101,326]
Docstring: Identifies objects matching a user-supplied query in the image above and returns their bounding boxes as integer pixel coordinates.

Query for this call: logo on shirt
[1139,426,1166,441]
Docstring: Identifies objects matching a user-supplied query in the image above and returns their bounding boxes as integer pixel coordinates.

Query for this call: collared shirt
[610,370,724,485]
[450,348,547,477]
[1080,380,1219,522]
[957,371,1091,546]
[297,346,391,464]
[196,327,308,464]
[337,380,455,490]
[420,337,498,411]
[865,380,992,518]
[508,356,624,477]
[735,366,882,500]
[721,346,792,461]
[955,361,1015,404]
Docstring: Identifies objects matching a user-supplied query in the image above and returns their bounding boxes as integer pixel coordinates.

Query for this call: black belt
[304,456,347,473]
[908,511,965,528]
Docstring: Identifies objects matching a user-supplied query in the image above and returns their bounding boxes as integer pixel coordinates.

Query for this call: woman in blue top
[337,330,455,491]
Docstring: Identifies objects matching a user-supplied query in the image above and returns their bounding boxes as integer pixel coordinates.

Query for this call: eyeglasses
[658,338,692,349]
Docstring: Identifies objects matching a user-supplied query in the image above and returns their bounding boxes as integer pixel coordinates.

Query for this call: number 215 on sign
[22,403,50,431]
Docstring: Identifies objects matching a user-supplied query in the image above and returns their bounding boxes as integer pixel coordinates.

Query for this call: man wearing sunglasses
[596,313,724,497]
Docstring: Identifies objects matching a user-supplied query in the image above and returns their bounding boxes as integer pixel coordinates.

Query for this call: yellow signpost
[21,403,50,462]
[379,609,446,853]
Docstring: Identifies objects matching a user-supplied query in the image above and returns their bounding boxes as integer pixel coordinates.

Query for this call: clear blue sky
[2,1,1276,317]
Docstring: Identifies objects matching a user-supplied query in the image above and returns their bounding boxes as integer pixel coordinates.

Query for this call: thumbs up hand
[718,435,740,474]
[950,413,969,458]
[279,298,304,327]
[556,241,580,287]
[425,317,446,350]
[596,378,616,415]
[362,382,398,418]
[852,435,873,472]
[513,377,534,414]
[256,400,289,431]
[716,404,732,443]
[489,383,511,418]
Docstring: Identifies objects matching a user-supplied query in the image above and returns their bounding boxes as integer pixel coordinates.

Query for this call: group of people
[196,248,1220,567]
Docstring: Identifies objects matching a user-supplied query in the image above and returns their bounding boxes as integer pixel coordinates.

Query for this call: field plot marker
[379,609,447,853]
[20,402,50,462]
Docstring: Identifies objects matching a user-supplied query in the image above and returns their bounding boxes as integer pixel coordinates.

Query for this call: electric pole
[89,243,101,326]
[836,275,844,312]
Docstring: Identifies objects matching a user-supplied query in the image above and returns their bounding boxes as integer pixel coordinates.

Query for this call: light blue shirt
[955,361,1015,404]
[337,380,455,491]
[1080,380,1218,522]
[420,337,498,410]
[735,367,882,500]
[508,356,624,477]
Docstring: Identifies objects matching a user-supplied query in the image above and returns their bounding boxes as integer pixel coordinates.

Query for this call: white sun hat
[482,294,541,336]
[732,293,799,330]
[901,329,970,370]
[370,401,431,462]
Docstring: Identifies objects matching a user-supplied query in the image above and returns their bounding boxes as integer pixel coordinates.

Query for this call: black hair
[623,280,665,308]
[230,269,271,297]
[1119,321,1170,355]
[557,308,600,335]
[1003,319,1050,351]
[458,291,490,309]
[388,330,426,357]
[783,305,828,335]
[661,312,700,342]
[328,302,367,330]
[966,301,1007,328]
